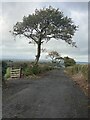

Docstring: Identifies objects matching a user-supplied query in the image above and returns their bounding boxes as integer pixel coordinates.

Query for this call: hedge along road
[2,69,88,118]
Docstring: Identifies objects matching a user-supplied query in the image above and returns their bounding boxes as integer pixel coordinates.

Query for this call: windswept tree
[64,56,76,67]
[12,6,78,65]
[55,56,64,66]
[47,51,60,63]
[47,51,64,66]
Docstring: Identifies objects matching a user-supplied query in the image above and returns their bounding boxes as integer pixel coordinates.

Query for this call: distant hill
[76,62,88,65]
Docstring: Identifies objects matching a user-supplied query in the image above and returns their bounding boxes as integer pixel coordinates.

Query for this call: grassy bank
[65,64,89,96]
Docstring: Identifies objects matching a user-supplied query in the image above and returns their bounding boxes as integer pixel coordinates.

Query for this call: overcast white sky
[0,0,89,62]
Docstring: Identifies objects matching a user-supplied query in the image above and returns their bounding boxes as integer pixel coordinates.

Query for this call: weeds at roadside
[64,64,89,96]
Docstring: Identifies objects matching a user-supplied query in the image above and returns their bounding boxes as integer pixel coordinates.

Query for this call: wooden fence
[10,68,21,78]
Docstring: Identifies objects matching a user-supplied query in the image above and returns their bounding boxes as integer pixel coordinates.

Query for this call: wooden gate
[10,68,21,78]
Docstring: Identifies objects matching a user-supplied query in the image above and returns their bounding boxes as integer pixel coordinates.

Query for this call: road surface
[2,69,88,118]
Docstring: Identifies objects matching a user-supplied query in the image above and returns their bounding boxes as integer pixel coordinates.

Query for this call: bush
[2,61,8,83]
[2,61,7,78]
[64,56,76,67]
[5,67,10,79]
[22,64,54,76]
[32,65,41,75]
[21,63,28,71]
[23,67,33,76]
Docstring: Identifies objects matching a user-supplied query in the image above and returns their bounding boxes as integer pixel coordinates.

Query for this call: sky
[0,0,89,62]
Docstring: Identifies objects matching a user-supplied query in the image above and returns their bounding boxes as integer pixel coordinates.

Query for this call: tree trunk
[35,42,41,65]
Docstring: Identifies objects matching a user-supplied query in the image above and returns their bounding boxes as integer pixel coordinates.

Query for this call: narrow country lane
[2,69,88,118]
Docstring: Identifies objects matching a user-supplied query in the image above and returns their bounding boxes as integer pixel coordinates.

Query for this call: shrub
[5,67,10,79]
[32,65,41,75]
[2,61,7,83]
[64,56,76,67]
[21,63,54,76]
[23,67,33,76]
[21,63,28,71]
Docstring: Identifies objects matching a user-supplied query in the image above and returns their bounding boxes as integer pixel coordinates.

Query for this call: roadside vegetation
[5,67,10,79]
[65,64,89,96]
[3,61,54,80]
[3,56,76,80]
[2,61,8,86]
[2,59,89,97]
[22,63,53,77]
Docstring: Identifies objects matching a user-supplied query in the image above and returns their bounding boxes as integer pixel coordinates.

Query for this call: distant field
[2,60,52,67]
[76,62,88,65]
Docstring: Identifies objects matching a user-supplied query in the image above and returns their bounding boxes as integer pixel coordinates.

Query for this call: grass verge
[64,64,89,96]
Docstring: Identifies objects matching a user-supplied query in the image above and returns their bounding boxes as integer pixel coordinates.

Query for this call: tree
[12,6,78,65]
[47,51,60,63]
[55,56,64,66]
[47,51,64,67]
[64,56,76,67]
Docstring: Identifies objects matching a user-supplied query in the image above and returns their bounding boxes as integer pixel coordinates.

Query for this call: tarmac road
[2,69,88,118]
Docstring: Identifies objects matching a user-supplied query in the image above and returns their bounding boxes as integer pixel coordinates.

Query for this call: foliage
[23,67,33,76]
[2,61,54,78]
[22,62,53,76]
[64,56,76,67]
[47,51,64,67]
[2,61,7,80]
[5,67,10,79]
[21,63,28,71]
[31,65,40,75]
[47,51,60,63]
[12,6,78,64]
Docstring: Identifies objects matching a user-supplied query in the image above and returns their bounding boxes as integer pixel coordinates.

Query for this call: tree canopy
[47,51,60,63]
[64,56,76,67]
[12,6,78,64]
[47,51,64,67]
